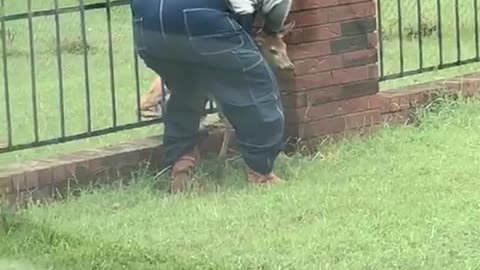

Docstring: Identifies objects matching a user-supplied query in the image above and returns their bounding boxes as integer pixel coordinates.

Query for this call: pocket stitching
[183,8,235,37]
[183,8,245,56]
[232,52,277,105]
[241,57,263,72]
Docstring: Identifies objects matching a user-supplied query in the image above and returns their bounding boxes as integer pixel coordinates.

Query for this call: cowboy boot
[170,145,201,194]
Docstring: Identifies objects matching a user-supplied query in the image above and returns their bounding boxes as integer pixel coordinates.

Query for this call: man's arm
[227,0,256,14]
[226,0,292,35]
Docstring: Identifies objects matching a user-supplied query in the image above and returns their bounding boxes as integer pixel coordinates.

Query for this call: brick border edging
[285,72,480,138]
[0,130,231,210]
[1,72,480,209]
[375,72,480,124]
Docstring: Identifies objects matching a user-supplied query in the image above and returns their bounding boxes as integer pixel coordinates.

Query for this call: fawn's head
[255,20,295,71]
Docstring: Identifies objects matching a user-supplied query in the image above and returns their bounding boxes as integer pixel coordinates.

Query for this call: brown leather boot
[246,168,282,186]
[170,146,200,194]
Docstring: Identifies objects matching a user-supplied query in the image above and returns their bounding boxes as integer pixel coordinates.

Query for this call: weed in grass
[55,37,94,55]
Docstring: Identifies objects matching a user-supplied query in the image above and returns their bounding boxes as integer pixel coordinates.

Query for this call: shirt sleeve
[227,0,255,15]
[263,0,292,34]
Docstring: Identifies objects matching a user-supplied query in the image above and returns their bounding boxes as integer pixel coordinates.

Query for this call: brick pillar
[281,0,379,140]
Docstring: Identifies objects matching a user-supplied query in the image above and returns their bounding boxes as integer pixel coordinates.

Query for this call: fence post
[280,0,380,140]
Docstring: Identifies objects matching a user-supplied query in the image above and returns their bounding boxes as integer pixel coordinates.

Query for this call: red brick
[287,40,331,60]
[0,172,13,195]
[52,162,68,184]
[35,159,57,185]
[381,111,411,124]
[344,110,381,129]
[295,116,346,137]
[286,96,371,124]
[138,148,155,165]
[330,2,376,23]
[31,185,54,204]
[285,23,342,44]
[290,2,376,27]
[342,49,377,67]
[25,170,40,190]
[292,64,377,91]
[291,0,373,12]
[384,94,413,113]
[280,94,298,108]
[292,49,377,76]
[340,0,374,4]
[388,98,402,113]
[57,151,89,161]
[88,156,109,179]
[294,54,343,75]
[367,32,378,49]
[288,31,376,61]
[291,0,338,11]
[330,64,378,86]
[340,17,376,36]
[408,91,428,107]
[368,94,390,113]
[116,150,144,179]
[73,161,91,185]
[23,161,54,189]
[86,149,121,180]
[289,7,328,27]
[399,95,411,111]
[292,71,333,91]
[330,34,372,54]
[11,173,26,193]
[281,79,378,108]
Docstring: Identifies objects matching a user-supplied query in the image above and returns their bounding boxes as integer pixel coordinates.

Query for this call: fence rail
[1,0,479,154]
[377,0,480,81]
[1,0,128,22]
[0,0,217,154]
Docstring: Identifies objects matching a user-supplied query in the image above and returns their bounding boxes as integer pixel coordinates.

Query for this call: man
[130,0,292,193]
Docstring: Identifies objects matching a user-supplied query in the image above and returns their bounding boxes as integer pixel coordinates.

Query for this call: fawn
[138,21,296,158]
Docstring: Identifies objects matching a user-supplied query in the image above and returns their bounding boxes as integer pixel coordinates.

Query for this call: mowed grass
[1,0,480,164]
[1,97,480,269]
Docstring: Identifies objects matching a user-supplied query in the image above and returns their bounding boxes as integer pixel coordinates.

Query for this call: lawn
[0,0,480,162]
[1,96,480,269]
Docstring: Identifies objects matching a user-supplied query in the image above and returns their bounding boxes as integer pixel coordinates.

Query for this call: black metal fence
[0,0,216,154]
[1,0,479,154]
[377,0,480,81]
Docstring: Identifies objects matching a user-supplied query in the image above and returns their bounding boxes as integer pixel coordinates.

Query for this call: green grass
[1,0,480,164]
[1,96,480,269]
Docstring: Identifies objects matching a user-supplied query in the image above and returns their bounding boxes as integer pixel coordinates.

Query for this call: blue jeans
[130,0,285,175]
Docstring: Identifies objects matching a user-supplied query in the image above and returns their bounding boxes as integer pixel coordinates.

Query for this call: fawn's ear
[279,20,295,37]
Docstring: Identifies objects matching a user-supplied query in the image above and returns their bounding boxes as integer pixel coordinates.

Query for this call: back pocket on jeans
[183,8,244,55]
